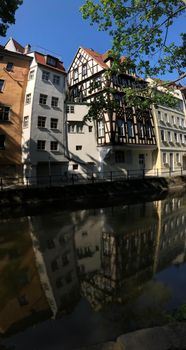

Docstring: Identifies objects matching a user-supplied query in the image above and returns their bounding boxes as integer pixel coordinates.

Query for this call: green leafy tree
[0,0,23,37]
[80,0,186,114]
[81,0,186,81]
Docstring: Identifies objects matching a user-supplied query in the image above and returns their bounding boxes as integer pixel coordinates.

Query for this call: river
[0,194,186,349]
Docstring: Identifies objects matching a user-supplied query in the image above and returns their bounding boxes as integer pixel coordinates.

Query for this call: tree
[80,0,186,116]
[0,0,23,37]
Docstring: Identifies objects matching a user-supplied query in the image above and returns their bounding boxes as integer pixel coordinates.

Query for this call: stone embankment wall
[0,176,186,218]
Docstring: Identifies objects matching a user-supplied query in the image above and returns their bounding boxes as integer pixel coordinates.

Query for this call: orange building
[0,45,31,177]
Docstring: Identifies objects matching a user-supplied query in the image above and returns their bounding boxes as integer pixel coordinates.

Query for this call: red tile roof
[82,47,127,69]
[12,38,24,53]
[35,52,66,73]
[82,48,108,69]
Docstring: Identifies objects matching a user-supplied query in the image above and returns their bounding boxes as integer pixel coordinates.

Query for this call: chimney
[24,44,31,54]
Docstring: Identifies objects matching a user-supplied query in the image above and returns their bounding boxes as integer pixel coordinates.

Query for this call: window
[68,123,75,133]
[117,119,125,136]
[23,116,29,128]
[46,56,57,67]
[37,140,46,150]
[51,259,59,271]
[29,70,35,80]
[51,97,58,107]
[42,70,50,81]
[66,105,74,113]
[127,120,134,137]
[50,141,58,151]
[6,62,13,71]
[38,116,46,128]
[168,131,172,142]
[53,75,60,85]
[161,130,165,141]
[176,153,180,163]
[77,122,83,133]
[177,117,180,125]
[163,153,167,164]
[171,115,174,124]
[115,151,125,163]
[82,64,87,76]
[158,110,161,120]
[39,94,47,105]
[74,68,78,80]
[0,106,10,121]
[174,132,177,142]
[50,118,58,129]
[184,135,186,144]
[180,134,183,143]
[97,121,105,137]
[62,254,69,266]
[76,145,82,150]
[89,126,93,132]
[73,164,78,170]
[164,113,168,122]
[145,122,152,138]
[181,118,184,128]
[25,93,31,104]
[137,122,144,138]
[0,135,5,150]
[0,79,5,92]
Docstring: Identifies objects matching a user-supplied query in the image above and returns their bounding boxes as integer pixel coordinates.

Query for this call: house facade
[0,44,31,177]
[151,84,186,175]
[67,47,157,178]
[22,51,68,183]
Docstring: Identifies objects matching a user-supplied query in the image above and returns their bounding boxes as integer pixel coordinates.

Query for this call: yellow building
[0,45,31,177]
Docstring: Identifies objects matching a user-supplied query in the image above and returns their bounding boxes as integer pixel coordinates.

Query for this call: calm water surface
[0,194,186,349]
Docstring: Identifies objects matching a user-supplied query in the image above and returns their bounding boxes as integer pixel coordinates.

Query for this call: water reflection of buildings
[29,199,186,313]
[0,218,50,335]
[30,214,80,318]
[1,197,185,335]
[79,198,186,310]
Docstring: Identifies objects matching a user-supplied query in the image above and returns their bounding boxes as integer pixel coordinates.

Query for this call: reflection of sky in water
[1,195,186,349]
[156,263,186,309]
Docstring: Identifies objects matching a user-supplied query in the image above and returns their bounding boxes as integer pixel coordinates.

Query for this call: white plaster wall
[67,104,100,172]
[29,58,67,165]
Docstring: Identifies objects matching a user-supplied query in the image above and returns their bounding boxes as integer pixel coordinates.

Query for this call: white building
[151,82,186,175]
[22,51,68,183]
[67,47,157,179]
[4,38,68,183]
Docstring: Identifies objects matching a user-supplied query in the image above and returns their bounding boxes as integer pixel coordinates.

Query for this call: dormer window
[46,55,57,67]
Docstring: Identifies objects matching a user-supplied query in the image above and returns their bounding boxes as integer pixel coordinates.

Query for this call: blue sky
[1,0,185,82]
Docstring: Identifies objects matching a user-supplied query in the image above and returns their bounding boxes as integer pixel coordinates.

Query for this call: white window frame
[51,97,59,108]
[29,70,35,80]
[37,140,46,151]
[50,141,58,151]
[38,116,46,128]
[53,75,60,85]
[23,116,29,128]
[50,118,58,129]
[42,70,50,81]
[163,152,167,164]
[39,94,48,105]
[25,93,31,104]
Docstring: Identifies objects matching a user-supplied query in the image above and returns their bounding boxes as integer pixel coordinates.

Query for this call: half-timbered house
[67,47,157,178]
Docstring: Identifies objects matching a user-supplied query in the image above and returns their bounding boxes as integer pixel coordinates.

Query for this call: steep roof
[11,38,25,53]
[82,48,108,69]
[82,48,128,68]
[35,52,66,73]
